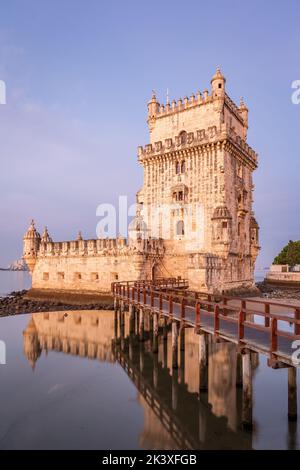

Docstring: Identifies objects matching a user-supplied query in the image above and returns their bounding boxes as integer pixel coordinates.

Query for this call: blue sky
[0,0,299,268]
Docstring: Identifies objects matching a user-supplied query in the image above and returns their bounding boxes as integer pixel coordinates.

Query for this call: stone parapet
[138,125,257,167]
[37,237,165,258]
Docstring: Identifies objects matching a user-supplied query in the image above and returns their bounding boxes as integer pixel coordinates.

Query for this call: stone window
[74,272,82,280]
[178,191,183,201]
[91,272,99,281]
[175,160,186,174]
[43,272,49,281]
[57,272,65,280]
[176,220,185,236]
[179,130,187,145]
[237,162,243,179]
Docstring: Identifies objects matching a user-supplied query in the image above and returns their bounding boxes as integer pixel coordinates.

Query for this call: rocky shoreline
[0,290,114,317]
[256,281,300,300]
[2,284,300,317]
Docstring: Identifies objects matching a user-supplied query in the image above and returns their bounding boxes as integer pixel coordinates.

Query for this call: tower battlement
[146,69,250,145]
[138,123,257,167]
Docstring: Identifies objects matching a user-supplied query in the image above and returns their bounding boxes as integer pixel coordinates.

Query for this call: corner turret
[23,220,41,273]
[238,97,249,138]
[147,91,160,131]
[211,67,226,99]
[41,226,53,243]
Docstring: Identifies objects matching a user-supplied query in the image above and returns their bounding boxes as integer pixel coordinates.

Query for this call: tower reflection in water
[23,309,257,449]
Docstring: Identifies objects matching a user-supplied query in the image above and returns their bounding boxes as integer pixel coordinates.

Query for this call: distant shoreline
[0,268,28,272]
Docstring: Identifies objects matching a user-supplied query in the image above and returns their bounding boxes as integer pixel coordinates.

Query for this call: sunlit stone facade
[23,69,260,294]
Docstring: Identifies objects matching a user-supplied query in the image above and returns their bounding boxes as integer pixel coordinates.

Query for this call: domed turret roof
[41,226,53,243]
[23,220,41,240]
[211,67,226,83]
[212,206,232,219]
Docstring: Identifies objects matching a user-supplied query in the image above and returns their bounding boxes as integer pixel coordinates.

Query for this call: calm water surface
[0,271,31,296]
[0,309,299,449]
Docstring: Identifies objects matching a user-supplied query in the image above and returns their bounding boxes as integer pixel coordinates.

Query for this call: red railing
[112,279,300,365]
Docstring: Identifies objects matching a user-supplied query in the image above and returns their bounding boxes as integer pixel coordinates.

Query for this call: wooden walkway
[112,278,300,369]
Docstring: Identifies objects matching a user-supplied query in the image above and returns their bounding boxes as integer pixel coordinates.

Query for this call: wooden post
[236,352,243,388]
[181,298,185,320]
[162,327,168,368]
[179,326,185,384]
[198,403,207,443]
[163,316,168,341]
[222,297,227,317]
[114,310,118,340]
[238,309,245,342]
[199,332,208,391]
[129,335,134,361]
[172,321,179,369]
[270,318,278,356]
[295,309,300,335]
[136,286,139,303]
[288,367,297,421]
[214,304,220,335]
[169,295,173,316]
[172,369,178,411]
[153,353,158,390]
[120,312,125,351]
[120,308,125,326]
[139,308,145,342]
[196,301,200,327]
[180,325,185,351]
[159,293,163,311]
[207,294,212,312]
[265,303,270,328]
[129,304,135,335]
[242,352,252,429]
[139,342,144,373]
[152,312,158,354]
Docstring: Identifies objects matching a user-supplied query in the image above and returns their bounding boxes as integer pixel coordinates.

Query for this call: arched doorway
[151,262,158,281]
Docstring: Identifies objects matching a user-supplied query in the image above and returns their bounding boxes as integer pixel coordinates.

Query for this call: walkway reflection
[23,310,256,449]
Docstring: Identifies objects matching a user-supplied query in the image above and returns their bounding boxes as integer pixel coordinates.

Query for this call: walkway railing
[112,279,300,367]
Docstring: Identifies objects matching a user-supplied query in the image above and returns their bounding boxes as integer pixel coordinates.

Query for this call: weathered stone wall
[266,270,300,285]
[32,250,152,294]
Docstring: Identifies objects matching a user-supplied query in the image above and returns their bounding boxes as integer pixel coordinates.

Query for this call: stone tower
[23,220,41,273]
[137,68,260,293]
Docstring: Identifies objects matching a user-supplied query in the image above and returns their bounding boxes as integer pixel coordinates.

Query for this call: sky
[0,0,299,268]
